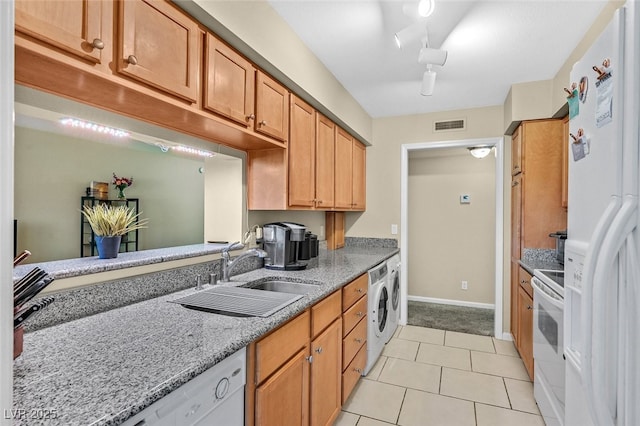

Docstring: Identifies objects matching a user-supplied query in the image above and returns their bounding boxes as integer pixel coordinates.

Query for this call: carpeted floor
[407,300,494,336]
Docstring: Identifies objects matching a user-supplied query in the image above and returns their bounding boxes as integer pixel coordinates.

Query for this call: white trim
[400,137,505,340]
[408,295,495,310]
[1,0,14,421]
[499,332,514,342]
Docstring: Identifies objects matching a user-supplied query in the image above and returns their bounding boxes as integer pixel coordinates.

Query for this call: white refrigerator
[564,1,639,426]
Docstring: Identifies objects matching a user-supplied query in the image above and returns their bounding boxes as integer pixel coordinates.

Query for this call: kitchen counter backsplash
[520,248,563,274]
[345,237,398,248]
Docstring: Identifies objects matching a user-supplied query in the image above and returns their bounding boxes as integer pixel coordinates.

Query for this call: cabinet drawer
[311,290,341,338]
[519,267,533,299]
[342,296,367,337]
[342,345,366,405]
[256,311,310,384]
[342,274,367,312]
[342,316,366,369]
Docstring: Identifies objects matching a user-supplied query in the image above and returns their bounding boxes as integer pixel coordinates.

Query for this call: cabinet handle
[512,181,519,187]
[317,200,323,204]
[354,368,362,374]
[355,338,363,344]
[246,113,255,120]
[91,38,105,50]
[520,279,528,284]
[259,120,267,126]
[305,355,313,363]
[315,347,323,354]
[356,311,364,318]
[356,288,363,294]
[126,55,138,65]
[527,305,533,310]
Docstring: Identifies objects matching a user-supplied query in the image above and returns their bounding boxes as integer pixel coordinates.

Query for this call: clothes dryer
[363,260,389,376]
[385,254,401,343]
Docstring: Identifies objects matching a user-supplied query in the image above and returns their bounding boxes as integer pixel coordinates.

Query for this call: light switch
[460,194,471,204]
[391,224,398,235]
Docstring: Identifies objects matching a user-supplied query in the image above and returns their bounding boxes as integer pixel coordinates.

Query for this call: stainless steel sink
[241,280,320,295]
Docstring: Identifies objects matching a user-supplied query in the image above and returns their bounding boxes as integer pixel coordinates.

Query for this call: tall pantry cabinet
[510,119,566,380]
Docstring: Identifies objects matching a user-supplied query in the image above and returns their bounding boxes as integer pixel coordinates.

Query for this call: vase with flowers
[81,204,149,259]
[113,173,133,200]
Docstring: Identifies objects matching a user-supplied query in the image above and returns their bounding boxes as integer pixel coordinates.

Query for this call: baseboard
[408,295,495,310]
[498,332,514,341]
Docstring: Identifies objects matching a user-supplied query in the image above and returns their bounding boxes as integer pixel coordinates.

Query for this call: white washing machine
[363,260,390,376]
[385,254,401,343]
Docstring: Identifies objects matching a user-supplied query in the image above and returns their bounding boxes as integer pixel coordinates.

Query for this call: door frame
[1,0,14,419]
[400,137,505,339]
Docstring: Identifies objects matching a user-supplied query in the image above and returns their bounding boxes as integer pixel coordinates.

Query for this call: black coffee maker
[262,222,307,270]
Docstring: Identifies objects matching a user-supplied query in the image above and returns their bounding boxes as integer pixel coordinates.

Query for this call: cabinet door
[255,347,310,426]
[118,0,200,102]
[351,141,366,210]
[255,71,289,142]
[15,0,105,63]
[288,96,316,208]
[510,261,520,346]
[511,127,522,176]
[310,320,342,426]
[315,114,335,209]
[334,128,353,209]
[517,285,534,380]
[203,33,255,127]
[511,175,522,260]
[562,116,569,208]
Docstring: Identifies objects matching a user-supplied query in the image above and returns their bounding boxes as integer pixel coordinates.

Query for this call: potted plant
[81,204,149,259]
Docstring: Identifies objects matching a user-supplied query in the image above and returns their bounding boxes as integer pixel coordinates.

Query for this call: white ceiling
[268,0,609,118]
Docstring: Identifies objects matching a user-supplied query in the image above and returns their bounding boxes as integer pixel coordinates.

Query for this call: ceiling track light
[418,47,447,66]
[394,21,427,49]
[418,0,435,17]
[421,67,437,96]
[468,146,493,159]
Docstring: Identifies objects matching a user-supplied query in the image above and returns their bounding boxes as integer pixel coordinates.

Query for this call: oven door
[532,277,566,419]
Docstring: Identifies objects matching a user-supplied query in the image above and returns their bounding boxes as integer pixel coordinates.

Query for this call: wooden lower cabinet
[341,273,367,404]
[255,346,310,426]
[249,291,342,426]
[510,261,520,346]
[517,284,534,380]
[310,320,342,426]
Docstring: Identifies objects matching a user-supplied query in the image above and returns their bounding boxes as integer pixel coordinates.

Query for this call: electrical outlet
[391,224,398,235]
[319,225,325,239]
[461,281,468,290]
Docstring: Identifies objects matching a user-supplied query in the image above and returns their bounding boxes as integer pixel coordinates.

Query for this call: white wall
[204,154,243,244]
[408,152,496,304]
[14,127,207,263]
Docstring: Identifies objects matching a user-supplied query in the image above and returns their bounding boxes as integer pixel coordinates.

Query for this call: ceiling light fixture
[420,67,437,96]
[418,47,447,66]
[418,0,435,17]
[467,146,493,159]
[394,21,427,49]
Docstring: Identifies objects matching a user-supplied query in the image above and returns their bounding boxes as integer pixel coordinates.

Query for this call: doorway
[400,137,505,338]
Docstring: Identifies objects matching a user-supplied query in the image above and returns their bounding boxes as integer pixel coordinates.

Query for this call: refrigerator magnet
[570,129,589,162]
[566,83,579,119]
[579,76,589,103]
[594,59,613,128]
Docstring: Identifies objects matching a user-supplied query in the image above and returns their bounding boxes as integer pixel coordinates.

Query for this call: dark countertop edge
[12,243,240,282]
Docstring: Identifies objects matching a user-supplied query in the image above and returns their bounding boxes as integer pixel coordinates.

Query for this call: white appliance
[363,261,390,376]
[385,254,401,343]
[122,347,246,426]
[564,2,639,425]
[532,269,565,426]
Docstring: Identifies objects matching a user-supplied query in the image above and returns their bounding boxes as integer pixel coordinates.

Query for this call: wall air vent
[434,118,466,132]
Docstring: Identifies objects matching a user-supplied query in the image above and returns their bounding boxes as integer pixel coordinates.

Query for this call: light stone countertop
[12,245,398,426]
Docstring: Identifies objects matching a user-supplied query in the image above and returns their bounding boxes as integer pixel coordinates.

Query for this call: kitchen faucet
[221,242,267,282]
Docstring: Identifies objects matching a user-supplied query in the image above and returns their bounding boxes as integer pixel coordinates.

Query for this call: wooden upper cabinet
[352,141,366,210]
[203,33,255,127]
[117,0,200,103]
[15,0,107,63]
[256,71,289,142]
[511,126,522,176]
[288,95,316,208]
[315,114,336,209]
[334,128,354,209]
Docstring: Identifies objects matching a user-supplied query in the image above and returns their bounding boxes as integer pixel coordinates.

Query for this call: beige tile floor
[335,325,544,426]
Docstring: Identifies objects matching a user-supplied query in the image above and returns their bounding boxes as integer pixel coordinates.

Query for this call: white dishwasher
[122,347,246,426]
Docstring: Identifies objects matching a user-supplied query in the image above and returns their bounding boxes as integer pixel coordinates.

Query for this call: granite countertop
[12,243,238,282]
[12,245,398,426]
[518,248,563,275]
